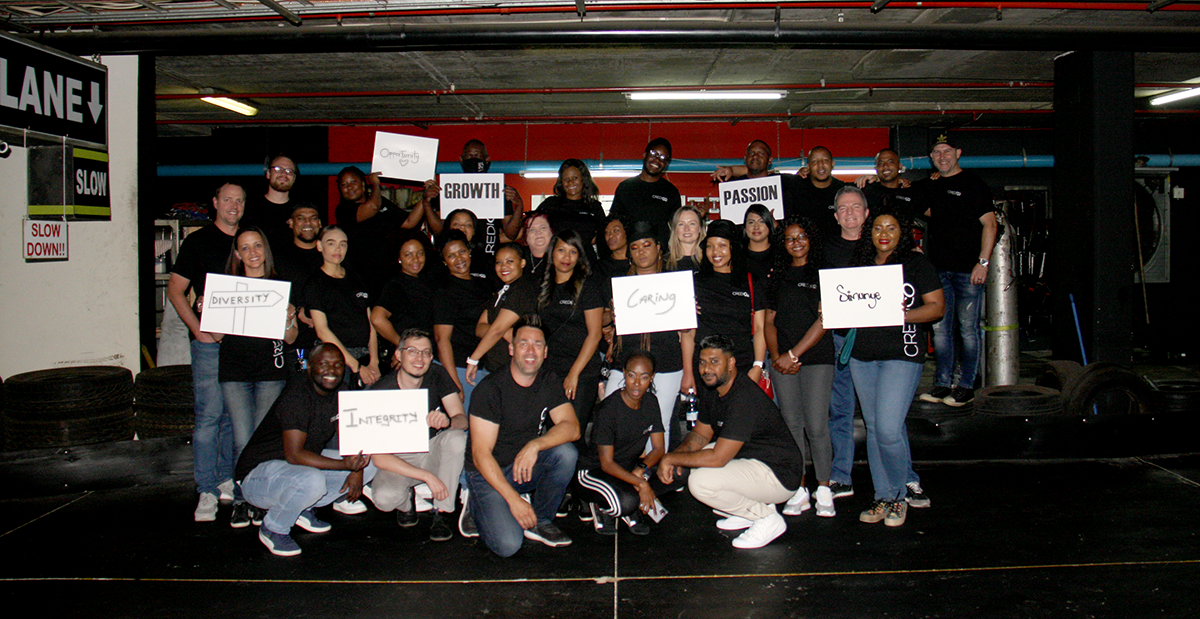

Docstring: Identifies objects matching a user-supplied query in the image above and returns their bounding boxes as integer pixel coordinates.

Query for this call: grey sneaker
[259,528,302,556]
[524,522,572,547]
[919,386,952,403]
[458,491,479,538]
[905,482,931,508]
[295,509,331,533]
[884,500,908,527]
[217,479,235,502]
[194,492,218,522]
[859,499,887,524]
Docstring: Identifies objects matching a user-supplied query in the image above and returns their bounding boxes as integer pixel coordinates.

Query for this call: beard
[269,177,294,193]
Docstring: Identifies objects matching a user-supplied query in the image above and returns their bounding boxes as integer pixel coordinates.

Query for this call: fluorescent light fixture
[1150,87,1200,106]
[201,96,259,116]
[522,170,639,179]
[627,90,787,101]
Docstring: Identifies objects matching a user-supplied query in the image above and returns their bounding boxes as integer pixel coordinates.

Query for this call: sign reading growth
[0,33,107,146]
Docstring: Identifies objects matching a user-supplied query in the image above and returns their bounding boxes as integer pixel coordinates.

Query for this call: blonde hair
[666,205,707,271]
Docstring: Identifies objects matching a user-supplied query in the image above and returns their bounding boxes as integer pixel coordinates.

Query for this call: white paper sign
[199,274,291,339]
[438,173,506,220]
[371,131,439,182]
[718,176,784,224]
[23,219,68,261]
[338,389,430,456]
[610,271,698,336]
[818,265,906,330]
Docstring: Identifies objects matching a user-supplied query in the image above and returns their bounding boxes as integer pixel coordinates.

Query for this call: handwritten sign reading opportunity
[371,131,438,183]
[199,274,291,340]
[718,176,784,224]
[338,389,430,456]
[438,173,506,220]
[610,271,697,336]
[818,265,905,330]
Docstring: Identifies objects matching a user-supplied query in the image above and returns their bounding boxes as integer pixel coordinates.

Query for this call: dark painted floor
[3,455,1199,619]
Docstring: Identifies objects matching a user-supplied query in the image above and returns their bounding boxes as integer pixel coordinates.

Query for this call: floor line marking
[1135,457,1200,489]
[5,558,1197,585]
[0,491,94,539]
[613,528,620,619]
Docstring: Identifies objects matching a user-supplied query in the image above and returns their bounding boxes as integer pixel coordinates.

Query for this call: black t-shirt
[694,271,764,373]
[537,276,607,376]
[614,328,685,374]
[535,196,607,249]
[172,224,236,301]
[862,182,924,226]
[609,176,682,243]
[465,367,571,471]
[917,171,994,273]
[235,377,340,481]
[851,253,942,363]
[481,278,532,373]
[368,362,460,438]
[696,373,803,491]
[433,275,493,367]
[745,247,773,286]
[304,269,372,349]
[824,234,859,269]
[273,243,323,354]
[768,265,834,366]
[787,176,847,239]
[335,196,405,298]
[218,277,291,383]
[242,195,294,249]
[376,273,437,338]
[580,391,663,471]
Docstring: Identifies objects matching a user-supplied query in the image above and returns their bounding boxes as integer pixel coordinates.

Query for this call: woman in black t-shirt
[597,215,630,280]
[433,230,494,405]
[306,225,380,387]
[765,217,836,518]
[370,234,436,368]
[692,219,766,382]
[442,209,494,281]
[520,211,553,281]
[666,205,706,273]
[848,210,944,528]
[743,203,777,285]
[474,243,527,374]
[534,159,607,259]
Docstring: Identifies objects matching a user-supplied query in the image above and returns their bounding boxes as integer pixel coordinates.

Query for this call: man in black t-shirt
[609,138,682,243]
[658,335,802,549]
[860,149,924,228]
[462,314,580,557]
[273,202,325,370]
[237,344,377,557]
[791,146,848,239]
[366,329,467,542]
[334,166,425,298]
[421,139,526,257]
[168,181,244,523]
[243,153,300,248]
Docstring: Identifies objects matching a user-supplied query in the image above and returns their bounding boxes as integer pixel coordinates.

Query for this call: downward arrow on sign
[88,81,104,123]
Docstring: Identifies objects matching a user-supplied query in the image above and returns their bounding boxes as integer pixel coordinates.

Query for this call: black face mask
[461,158,490,173]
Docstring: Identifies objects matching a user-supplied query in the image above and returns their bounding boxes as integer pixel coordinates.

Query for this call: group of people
[168,133,995,557]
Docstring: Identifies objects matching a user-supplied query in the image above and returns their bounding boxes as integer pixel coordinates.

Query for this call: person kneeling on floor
[462,313,580,557]
[658,335,804,549]
[236,343,378,557]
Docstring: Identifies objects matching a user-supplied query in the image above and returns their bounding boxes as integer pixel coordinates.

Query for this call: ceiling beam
[56,0,94,14]
[256,0,302,26]
[211,0,238,9]
[131,0,167,11]
[871,0,892,13]
[1146,0,1176,11]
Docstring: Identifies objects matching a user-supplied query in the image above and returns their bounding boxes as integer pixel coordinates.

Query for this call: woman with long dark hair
[764,217,836,518]
[743,203,777,285]
[691,219,766,383]
[473,242,527,375]
[849,209,944,528]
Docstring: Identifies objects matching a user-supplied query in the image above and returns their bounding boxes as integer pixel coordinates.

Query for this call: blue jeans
[222,380,286,461]
[192,340,232,496]
[828,333,857,485]
[849,359,922,501]
[932,271,984,389]
[241,449,378,536]
[463,443,577,557]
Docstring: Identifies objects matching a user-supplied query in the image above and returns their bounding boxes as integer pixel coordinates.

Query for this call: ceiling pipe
[256,0,302,26]
[156,154,1200,178]
[34,20,1200,56]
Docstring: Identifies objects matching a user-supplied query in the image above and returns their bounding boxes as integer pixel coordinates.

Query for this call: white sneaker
[217,480,235,502]
[732,513,787,549]
[716,515,754,531]
[782,486,811,516]
[332,499,368,515]
[814,486,836,518]
[194,492,218,522]
[361,484,375,506]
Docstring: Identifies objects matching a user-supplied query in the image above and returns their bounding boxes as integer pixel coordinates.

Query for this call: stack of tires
[1147,379,1200,414]
[134,365,194,438]
[2,366,135,451]
[1039,361,1151,416]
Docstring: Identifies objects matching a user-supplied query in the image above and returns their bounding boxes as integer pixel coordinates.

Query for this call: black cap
[930,132,960,150]
[704,219,738,242]
[626,220,658,244]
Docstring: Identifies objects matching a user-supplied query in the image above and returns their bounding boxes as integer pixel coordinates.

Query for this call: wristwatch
[978,258,990,267]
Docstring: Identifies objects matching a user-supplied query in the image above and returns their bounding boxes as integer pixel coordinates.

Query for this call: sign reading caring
[610,271,698,336]
[818,265,905,329]
[338,389,430,455]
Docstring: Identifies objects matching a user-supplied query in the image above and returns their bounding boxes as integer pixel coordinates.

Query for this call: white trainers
[217,480,235,502]
[716,515,754,531]
[732,513,787,549]
[814,485,836,518]
[782,486,811,516]
[332,499,368,515]
[194,492,218,522]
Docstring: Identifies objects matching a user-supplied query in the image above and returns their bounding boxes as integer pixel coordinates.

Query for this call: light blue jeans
[221,380,286,460]
[828,333,857,485]
[932,271,984,389]
[849,358,922,502]
[241,448,378,536]
[192,340,232,496]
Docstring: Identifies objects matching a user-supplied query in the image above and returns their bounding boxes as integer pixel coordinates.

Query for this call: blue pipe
[156,154,1200,178]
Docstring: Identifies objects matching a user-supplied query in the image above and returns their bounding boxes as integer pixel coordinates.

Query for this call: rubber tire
[134,365,193,408]
[4,366,133,421]
[134,404,194,438]
[1148,379,1200,414]
[3,407,134,450]
[1035,360,1083,392]
[908,397,974,422]
[974,385,1063,416]
[1061,362,1152,416]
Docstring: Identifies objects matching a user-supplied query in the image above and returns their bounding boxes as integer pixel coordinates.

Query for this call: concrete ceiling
[5,1,1200,135]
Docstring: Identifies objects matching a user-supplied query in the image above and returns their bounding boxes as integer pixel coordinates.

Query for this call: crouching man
[236,343,377,556]
[658,335,804,549]
[462,314,580,557]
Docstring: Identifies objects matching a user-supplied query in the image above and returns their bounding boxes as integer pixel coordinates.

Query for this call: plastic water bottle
[685,389,698,429]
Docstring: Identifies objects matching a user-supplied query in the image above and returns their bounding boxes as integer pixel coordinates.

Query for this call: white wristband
[465,357,479,367]
[753,360,765,368]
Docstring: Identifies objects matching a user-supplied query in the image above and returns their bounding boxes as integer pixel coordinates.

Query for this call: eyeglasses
[270,166,297,176]
[647,151,671,161]
[401,347,434,358]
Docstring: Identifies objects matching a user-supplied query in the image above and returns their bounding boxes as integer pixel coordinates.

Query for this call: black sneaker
[905,482,931,508]
[944,386,975,407]
[230,502,252,529]
[556,493,573,519]
[622,513,650,536]
[524,522,572,547]
[249,505,265,527]
[429,511,453,542]
[590,503,616,536]
[919,386,952,403]
[396,509,419,528]
[829,482,854,499]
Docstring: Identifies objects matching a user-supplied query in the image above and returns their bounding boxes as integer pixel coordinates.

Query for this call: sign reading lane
[1,33,107,146]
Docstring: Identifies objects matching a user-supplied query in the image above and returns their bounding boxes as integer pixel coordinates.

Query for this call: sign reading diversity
[199,274,291,340]
[338,389,430,456]
[438,173,506,220]
[610,271,698,336]
[718,176,784,224]
[371,131,438,182]
[818,265,905,330]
